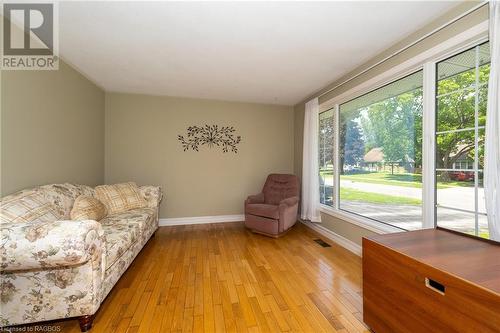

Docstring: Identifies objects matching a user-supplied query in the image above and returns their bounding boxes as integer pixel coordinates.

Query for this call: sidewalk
[335,179,485,213]
[341,201,486,234]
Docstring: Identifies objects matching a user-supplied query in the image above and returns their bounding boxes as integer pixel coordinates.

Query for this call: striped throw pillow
[0,190,60,224]
[94,182,146,215]
[70,195,107,221]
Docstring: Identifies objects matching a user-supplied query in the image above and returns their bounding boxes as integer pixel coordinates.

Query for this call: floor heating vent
[313,238,331,247]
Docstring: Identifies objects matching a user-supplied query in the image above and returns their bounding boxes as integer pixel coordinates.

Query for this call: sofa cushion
[95,182,147,215]
[70,195,107,221]
[0,190,60,224]
[100,208,155,270]
[39,183,93,219]
[245,203,280,219]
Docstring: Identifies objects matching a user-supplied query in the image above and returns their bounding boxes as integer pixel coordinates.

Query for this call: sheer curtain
[485,0,500,241]
[301,98,322,222]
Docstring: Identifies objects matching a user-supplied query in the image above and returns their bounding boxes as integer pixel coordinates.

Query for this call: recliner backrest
[262,174,300,205]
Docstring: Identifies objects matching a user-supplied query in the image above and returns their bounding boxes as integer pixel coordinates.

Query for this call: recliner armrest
[278,196,299,233]
[279,196,299,207]
[246,193,265,204]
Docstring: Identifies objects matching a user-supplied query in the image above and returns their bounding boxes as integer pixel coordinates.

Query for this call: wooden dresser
[362,229,500,333]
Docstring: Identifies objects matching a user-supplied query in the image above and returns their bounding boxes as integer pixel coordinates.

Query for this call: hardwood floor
[16,222,368,332]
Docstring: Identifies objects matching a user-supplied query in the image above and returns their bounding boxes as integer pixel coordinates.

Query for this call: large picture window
[316,38,492,239]
[337,71,423,230]
[435,42,490,239]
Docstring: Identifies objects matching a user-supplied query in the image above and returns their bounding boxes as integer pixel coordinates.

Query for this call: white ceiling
[59,1,460,106]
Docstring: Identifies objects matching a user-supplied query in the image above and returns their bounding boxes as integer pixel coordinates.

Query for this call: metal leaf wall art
[178,125,242,153]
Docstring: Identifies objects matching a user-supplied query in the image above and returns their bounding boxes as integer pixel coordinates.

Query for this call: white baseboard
[159,214,245,226]
[300,219,362,256]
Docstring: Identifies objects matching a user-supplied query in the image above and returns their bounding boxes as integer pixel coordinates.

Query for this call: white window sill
[318,204,404,234]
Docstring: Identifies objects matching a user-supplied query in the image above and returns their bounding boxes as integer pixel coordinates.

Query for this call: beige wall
[105,93,294,218]
[293,3,488,244]
[1,61,105,195]
[321,213,377,246]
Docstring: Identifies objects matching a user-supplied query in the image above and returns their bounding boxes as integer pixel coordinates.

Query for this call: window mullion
[334,104,340,210]
[474,45,480,236]
[423,62,436,229]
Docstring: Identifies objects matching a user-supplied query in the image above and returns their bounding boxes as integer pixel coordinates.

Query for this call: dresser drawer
[363,238,500,333]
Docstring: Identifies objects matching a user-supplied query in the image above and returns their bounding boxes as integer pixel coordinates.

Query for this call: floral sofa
[0,183,162,331]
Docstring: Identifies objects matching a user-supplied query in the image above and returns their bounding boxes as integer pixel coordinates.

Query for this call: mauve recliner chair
[244,174,300,237]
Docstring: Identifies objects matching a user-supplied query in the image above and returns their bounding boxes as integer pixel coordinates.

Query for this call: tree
[339,109,362,174]
[343,120,365,167]
[336,61,489,179]
[319,111,334,170]
[359,89,423,174]
[435,64,489,180]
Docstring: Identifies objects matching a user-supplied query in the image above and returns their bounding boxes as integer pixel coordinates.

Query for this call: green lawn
[479,231,490,239]
[341,172,423,188]
[320,171,472,189]
[465,229,490,238]
[339,188,421,205]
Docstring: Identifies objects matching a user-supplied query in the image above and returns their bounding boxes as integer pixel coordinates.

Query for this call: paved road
[322,176,487,234]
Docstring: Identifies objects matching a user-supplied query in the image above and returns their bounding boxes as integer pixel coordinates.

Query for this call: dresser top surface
[366,229,500,294]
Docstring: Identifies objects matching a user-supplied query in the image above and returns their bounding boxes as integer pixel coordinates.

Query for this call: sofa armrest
[139,185,163,208]
[279,196,299,207]
[246,193,265,205]
[1,220,105,272]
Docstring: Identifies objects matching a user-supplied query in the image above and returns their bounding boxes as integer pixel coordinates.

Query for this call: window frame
[434,41,490,237]
[318,108,335,207]
[316,21,489,234]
